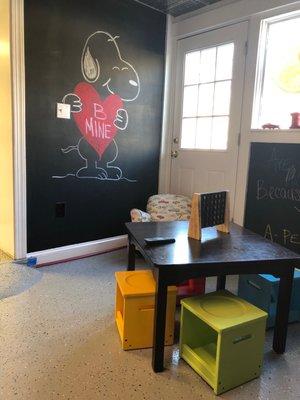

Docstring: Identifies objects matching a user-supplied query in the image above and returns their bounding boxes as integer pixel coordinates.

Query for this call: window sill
[251,129,300,134]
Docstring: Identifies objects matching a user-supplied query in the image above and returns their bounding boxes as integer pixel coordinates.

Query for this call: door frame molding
[160,19,249,196]
[165,21,248,212]
[159,15,175,193]
[11,0,27,259]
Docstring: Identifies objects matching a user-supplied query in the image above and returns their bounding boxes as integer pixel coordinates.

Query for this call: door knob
[171,150,179,158]
[173,137,179,144]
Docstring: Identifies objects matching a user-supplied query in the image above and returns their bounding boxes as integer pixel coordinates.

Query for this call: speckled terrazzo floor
[0,262,42,300]
[1,249,300,400]
[0,249,12,264]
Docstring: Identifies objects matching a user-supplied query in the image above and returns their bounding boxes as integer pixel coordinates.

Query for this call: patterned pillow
[130,208,151,222]
[147,194,191,222]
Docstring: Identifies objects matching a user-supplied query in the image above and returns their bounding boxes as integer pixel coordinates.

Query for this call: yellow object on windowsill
[277,52,300,93]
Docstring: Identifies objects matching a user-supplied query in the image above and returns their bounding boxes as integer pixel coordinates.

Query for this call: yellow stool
[115,270,177,350]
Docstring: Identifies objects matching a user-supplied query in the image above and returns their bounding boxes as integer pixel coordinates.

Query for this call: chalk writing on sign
[264,224,300,246]
[256,180,300,202]
[267,148,299,184]
[256,147,300,213]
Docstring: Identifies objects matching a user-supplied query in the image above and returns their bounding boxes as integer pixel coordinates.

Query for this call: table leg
[152,270,168,372]
[273,268,294,354]
[217,275,226,290]
[127,241,136,271]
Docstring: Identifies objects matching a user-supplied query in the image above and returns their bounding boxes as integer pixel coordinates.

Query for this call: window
[181,43,234,151]
[252,12,300,129]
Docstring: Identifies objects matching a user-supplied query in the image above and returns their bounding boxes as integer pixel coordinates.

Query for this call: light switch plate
[57,103,71,119]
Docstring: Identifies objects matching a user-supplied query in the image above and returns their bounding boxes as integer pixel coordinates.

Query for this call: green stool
[180,290,267,395]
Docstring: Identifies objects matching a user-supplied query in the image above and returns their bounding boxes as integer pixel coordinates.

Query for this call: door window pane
[216,43,234,81]
[199,47,216,83]
[213,81,232,115]
[181,118,197,148]
[196,118,212,149]
[182,85,198,117]
[184,51,201,85]
[181,43,234,150]
[211,117,229,150]
[198,83,214,116]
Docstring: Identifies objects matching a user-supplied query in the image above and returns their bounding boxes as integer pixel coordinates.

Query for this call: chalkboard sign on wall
[245,143,300,254]
[25,0,166,252]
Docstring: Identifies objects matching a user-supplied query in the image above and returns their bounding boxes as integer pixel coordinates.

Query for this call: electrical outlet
[57,103,71,119]
[55,202,66,218]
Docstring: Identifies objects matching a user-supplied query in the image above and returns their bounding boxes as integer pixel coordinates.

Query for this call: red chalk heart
[73,82,123,157]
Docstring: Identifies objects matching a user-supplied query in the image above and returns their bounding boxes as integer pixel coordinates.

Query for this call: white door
[170,22,248,218]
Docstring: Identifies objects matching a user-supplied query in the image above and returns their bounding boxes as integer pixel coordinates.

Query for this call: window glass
[184,51,201,85]
[181,43,234,150]
[214,81,231,115]
[181,118,197,149]
[182,85,198,117]
[198,83,214,116]
[252,13,300,129]
[216,43,234,81]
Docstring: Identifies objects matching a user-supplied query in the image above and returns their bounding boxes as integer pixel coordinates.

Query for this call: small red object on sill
[262,123,280,130]
[290,112,300,129]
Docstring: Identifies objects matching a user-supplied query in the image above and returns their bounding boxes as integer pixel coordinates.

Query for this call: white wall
[0,0,15,257]
[160,0,300,225]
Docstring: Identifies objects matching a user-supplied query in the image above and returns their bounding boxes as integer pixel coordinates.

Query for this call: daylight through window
[181,43,234,150]
[252,12,300,129]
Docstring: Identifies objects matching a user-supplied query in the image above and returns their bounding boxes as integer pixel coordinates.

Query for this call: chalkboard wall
[25,0,166,252]
[245,143,300,254]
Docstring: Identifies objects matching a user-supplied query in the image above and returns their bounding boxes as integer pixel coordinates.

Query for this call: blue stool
[238,270,300,328]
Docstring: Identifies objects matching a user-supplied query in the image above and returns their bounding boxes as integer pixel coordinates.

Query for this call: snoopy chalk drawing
[53,31,140,181]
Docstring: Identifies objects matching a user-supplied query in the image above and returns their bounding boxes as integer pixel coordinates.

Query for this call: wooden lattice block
[188,191,230,241]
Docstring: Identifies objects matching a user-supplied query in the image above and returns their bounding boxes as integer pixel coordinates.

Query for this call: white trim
[158,15,176,193]
[10,0,27,259]
[251,129,300,135]
[28,235,128,266]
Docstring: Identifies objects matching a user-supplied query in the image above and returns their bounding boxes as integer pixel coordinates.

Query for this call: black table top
[125,221,300,268]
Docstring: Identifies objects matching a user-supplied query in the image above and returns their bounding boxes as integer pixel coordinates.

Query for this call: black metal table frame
[127,238,295,373]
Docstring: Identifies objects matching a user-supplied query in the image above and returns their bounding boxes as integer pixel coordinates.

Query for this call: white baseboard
[27,235,128,266]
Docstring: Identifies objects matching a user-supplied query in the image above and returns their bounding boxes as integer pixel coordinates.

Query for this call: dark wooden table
[125,221,300,373]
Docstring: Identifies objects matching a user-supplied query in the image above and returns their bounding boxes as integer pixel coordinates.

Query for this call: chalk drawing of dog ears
[81,31,140,102]
[53,31,141,182]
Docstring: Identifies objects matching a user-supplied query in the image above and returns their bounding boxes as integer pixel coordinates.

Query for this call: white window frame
[251,9,300,130]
